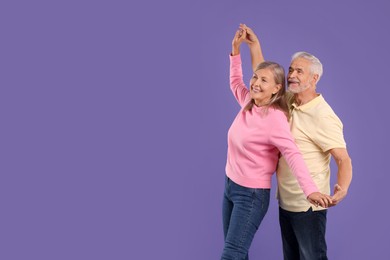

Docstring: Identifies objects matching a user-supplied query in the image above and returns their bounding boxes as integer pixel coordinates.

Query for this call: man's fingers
[245,26,254,34]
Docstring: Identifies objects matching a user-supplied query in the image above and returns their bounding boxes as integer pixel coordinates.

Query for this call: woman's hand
[307,192,333,208]
[231,27,247,56]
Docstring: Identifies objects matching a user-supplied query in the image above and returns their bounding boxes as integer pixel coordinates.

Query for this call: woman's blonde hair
[244,61,289,118]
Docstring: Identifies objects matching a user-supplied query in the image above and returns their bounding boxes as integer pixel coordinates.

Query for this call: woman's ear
[273,84,282,95]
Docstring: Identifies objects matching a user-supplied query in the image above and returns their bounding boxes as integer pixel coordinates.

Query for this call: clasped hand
[232,24,259,55]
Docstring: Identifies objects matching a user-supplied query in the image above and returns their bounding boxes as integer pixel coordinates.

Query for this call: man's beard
[288,83,310,93]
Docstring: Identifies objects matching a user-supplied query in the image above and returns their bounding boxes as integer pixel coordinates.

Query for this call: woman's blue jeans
[221,176,270,260]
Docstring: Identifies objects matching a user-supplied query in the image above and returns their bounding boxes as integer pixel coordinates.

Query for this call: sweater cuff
[304,186,320,198]
[230,53,241,63]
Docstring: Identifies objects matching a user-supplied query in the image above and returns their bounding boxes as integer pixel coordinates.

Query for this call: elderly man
[240,24,353,260]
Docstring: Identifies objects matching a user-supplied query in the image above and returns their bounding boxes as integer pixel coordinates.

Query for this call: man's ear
[312,74,319,84]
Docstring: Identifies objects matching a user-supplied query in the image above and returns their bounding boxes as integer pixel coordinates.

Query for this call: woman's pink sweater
[226,55,318,197]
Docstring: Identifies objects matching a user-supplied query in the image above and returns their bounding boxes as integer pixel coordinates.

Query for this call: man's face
[287,58,316,93]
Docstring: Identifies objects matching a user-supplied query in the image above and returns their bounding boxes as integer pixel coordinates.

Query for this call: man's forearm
[249,42,264,72]
[336,156,352,192]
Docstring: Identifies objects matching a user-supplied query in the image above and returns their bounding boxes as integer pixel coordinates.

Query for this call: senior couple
[221,24,353,260]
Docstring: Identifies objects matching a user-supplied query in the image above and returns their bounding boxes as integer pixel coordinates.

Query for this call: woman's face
[250,68,281,106]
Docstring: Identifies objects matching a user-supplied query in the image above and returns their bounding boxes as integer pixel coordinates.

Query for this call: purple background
[1,0,389,259]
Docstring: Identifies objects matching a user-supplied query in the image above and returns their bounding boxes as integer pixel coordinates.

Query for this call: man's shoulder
[315,95,340,118]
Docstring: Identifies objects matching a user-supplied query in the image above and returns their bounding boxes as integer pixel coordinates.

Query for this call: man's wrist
[334,184,342,190]
[248,41,260,48]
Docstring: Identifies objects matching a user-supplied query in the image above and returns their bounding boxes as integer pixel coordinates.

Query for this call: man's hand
[329,184,348,207]
[239,24,260,46]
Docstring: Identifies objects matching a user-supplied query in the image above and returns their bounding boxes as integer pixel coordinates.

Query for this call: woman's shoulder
[265,107,289,127]
[268,107,288,118]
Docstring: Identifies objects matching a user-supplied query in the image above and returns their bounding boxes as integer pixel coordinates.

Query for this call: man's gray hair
[292,52,323,83]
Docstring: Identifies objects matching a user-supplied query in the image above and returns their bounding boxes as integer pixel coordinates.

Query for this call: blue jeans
[279,207,328,260]
[221,177,270,260]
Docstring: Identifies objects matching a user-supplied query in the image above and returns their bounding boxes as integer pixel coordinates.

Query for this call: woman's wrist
[232,45,240,56]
